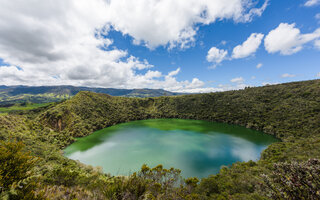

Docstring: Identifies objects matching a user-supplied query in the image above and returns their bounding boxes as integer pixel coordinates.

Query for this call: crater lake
[64,119,278,178]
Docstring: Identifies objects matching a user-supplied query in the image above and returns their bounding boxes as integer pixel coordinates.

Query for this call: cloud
[220,41,227,45]
[281,73,296,78]
[316,72,320,77]
[262,82,279,86]
[206,47,228,66]
[151,68,206,92]
[167,68,181,77]
[170,79,251,93]
[230,77,245,83]
[0,0,270,93]
[315,40,320,49]
[104,0,269,49]
[256,63,263,69]
[144,70,162,79]
[207,32,264,67]
[264,23,320,55]
[219,83,248,91]
[227,77,248,92]
[183,83,248,93]
[232,33,264,59]
[304,0,320,7]
[0,0,230,94]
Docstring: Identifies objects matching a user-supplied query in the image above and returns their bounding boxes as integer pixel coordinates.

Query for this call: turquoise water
[64,119,278,178]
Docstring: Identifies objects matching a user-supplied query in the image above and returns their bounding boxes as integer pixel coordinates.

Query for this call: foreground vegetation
[0,79,320,199]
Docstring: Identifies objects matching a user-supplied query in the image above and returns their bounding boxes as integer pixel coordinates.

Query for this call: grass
[0,103,52,113]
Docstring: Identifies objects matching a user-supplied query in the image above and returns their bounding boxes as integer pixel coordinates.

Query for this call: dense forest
[1,79,320,199]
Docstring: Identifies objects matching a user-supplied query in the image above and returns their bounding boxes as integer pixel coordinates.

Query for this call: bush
[0,140,38,190]
[262,159,320,200]
[0,140,43,199]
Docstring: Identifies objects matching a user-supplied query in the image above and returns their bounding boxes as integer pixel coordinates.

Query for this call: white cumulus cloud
[262,82,278,86]
[256,63,263,69]
[264,23,320,55]
[104,0,269,49]
[206,47,228,65]
[230,77,245,83]
[305,0,320,7]
[281,73,296,78]
[0,0,270,93]
[232,33,264,59]
[207,32,264,67]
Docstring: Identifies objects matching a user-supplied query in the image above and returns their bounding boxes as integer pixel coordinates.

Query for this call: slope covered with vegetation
[41,79,320,141]
[1,79,320,199]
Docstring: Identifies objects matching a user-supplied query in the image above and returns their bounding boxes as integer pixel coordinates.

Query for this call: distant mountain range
[0,85,185,105]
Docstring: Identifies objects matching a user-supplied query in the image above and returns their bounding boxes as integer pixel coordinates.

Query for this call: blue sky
[105,0,320,88]
[0,0,319,92]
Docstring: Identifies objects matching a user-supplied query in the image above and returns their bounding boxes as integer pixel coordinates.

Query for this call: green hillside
[1,79,320,199]
[41,79,320,141]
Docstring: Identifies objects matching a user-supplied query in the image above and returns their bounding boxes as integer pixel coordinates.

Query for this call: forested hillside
[41,79,320,141]
[1,79,320,199]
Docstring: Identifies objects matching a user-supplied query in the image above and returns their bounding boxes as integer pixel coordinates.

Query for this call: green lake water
[64,119,278,178]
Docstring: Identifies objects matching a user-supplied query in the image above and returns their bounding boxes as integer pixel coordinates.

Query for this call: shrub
[262,159,320,200]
